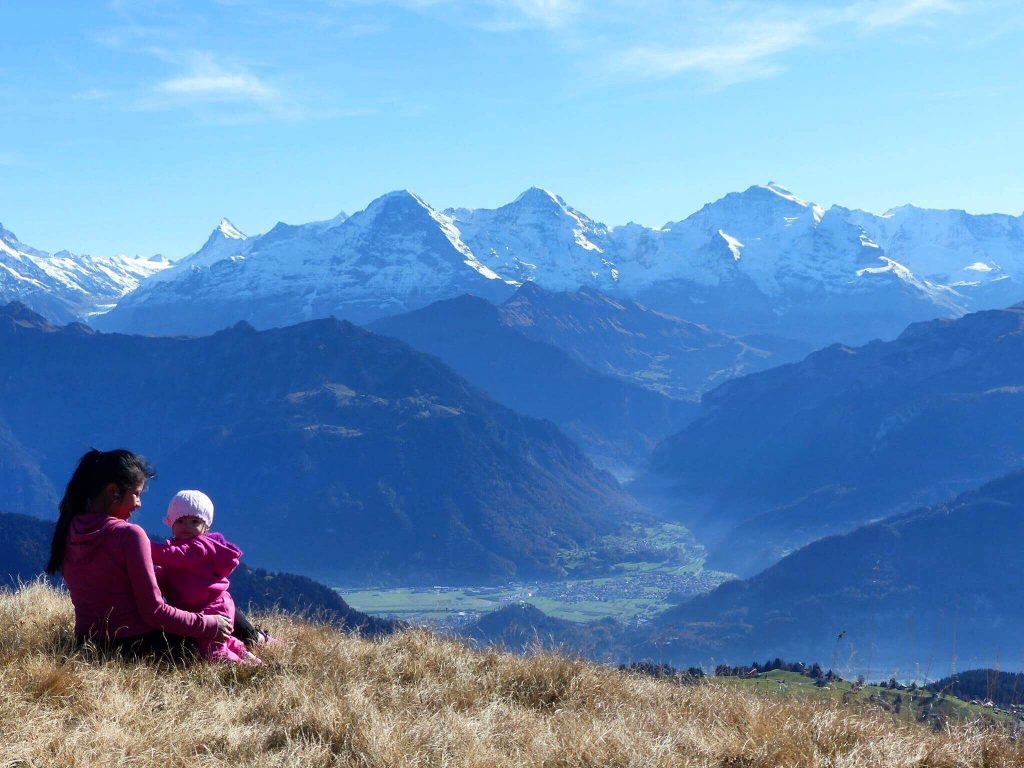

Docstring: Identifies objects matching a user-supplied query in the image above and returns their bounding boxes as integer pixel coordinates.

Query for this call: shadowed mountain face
[649,472,1024,675]
[370,293,697,479]
[497,283,811,400]
[641,303,1024,576]
[0,512,398,635]
[0,303,643,584]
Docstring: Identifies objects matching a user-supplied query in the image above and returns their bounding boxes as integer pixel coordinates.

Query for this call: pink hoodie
[151,532,250,663]
[62,512,220,642]
[151,532,240,616]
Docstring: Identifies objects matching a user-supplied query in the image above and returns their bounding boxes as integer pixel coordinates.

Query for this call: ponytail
[46,449,156,574]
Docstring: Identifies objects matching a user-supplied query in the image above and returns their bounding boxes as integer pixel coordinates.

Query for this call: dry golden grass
[1,582,1021,768]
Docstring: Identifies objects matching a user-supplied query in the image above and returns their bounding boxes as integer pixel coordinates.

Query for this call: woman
[46,449,230,658]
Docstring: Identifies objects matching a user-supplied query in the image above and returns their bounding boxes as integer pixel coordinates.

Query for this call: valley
[340,523,733,626]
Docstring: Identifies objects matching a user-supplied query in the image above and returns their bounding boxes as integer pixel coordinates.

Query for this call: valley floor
[339,524,733,627]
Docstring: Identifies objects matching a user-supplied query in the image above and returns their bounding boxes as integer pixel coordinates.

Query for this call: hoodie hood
[69,512,126,548]
[165,531,242,579]
[201,531,241,579]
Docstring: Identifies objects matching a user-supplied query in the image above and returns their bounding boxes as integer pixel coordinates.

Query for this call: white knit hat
[164,490,215,529]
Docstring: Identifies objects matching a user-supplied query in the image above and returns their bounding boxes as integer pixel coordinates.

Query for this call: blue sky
[1,0,1022,258]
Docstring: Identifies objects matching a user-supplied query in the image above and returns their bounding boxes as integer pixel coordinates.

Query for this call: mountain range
[0,222,169,323]
[0,302,642,584]
[50,183,1018,348]
[641,302,1024,576]
[94,193,516,335]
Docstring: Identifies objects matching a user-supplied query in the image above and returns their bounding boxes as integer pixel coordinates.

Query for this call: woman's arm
[122,525,220,639]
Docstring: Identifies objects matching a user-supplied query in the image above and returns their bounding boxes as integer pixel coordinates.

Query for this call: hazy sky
[2,0,1022,258]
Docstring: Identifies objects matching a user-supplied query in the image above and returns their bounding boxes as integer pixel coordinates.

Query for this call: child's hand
[215,615,232,640]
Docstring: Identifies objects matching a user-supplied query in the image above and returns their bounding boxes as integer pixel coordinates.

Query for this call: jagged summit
[313,210,349,229]
[759,181,811,206]
[512,186,567,208]
[349,189,441,229]
[217,218,246,240]
[365,188,429,210]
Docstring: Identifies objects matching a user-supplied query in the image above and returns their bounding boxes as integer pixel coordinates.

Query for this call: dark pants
[90,609,263,663]
[232,609,265,646]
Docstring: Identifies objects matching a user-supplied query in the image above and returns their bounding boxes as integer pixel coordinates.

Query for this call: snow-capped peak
[761,181,809,206]
[512,187,565,208]
[759,182,825,222]
[352,189,435,227]
[217,218,247,240]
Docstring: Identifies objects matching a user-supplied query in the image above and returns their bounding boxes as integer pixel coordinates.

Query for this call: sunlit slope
[2,583,1020,768]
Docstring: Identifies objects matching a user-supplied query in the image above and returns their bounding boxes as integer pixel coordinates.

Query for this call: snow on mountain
[80,182,1024,345]
[444,182,959,344]
[0,222,170,323]
[602,184,966,344]
[175,218,252,270]
[445,187,616,290]
[95,191,514,335]
[837,205,1024,308]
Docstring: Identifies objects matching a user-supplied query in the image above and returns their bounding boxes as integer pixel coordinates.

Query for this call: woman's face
[108,481,145,520]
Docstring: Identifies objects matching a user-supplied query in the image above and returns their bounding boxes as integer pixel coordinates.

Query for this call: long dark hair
[46,449,156,574]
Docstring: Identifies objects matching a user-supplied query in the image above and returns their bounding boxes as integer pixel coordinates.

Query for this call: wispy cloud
[321,0,581,31]
[491,0,583,28]
[613,19,810,84]
[119,50,295,119]
[156,64,278,103]
[851,0,959,29]
[607,0,962,85]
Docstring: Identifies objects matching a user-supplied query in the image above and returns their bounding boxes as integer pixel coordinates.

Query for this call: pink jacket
[151,532,241,619]
[62,512,220,642]
[151,532,250,663]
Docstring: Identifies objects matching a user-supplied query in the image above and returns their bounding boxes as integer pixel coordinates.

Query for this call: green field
[719,670,1016,727]
[339,584,671,624]
[339,523,733,625]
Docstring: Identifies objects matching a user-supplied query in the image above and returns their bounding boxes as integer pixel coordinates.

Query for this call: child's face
[172,515,209,540]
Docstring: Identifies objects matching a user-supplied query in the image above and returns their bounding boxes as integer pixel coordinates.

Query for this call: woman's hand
[216,614,232,640]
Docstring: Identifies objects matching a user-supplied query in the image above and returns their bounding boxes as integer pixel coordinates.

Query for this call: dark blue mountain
[499,283,810,400]
[641,303,1024,575]
[370,293,696,477]
[648,471,1024,675]
[0,302,643,584]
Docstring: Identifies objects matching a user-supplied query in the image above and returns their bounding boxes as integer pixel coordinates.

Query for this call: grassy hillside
[719,670,1015,730]
[2,584,1022,767]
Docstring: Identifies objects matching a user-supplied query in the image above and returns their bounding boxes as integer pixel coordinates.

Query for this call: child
[151,490,260,664]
